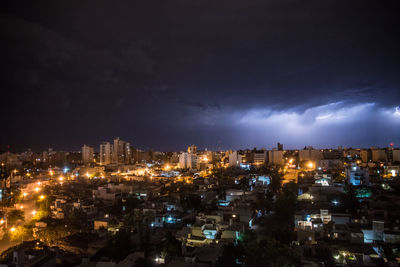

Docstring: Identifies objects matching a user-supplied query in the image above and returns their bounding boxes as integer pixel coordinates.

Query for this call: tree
[134,257,152,267]
[7,210,24,226]
[240,236,301,267]
[67,209,88,229]
[180,194,202,211]
[217,243,244,266]
[160,231,181,261]
[274,182,297,221]
[269,171,282,194]
[342,185,360,215]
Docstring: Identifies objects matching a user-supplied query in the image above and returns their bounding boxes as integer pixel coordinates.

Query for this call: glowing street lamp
[39,195,45,200]
[307,162,314,169]
[10,227,16,232]
[32,210,37,216]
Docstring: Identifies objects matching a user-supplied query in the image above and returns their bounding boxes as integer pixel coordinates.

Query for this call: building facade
[82,145,94,164]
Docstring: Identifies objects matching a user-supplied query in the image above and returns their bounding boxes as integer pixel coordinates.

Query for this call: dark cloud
[1,0,399,151]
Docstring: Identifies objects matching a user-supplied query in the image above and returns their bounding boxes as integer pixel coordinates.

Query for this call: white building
[179,152,198,169]
[393,150,400,162]
[82,145,94,164]
[253,150,267,165]
[371,149,387,162]
[113,137,131,164]
[268,150,284,165]
[299,148,323,162]
[228,151,242,167]
[100,142,113,165]
[360,150,369,162]
[187,145,197,154]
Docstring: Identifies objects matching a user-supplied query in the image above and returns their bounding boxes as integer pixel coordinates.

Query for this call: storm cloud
[1,0,399,151]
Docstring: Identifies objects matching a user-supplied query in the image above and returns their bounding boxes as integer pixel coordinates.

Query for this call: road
[283,169,299,184]
[0,179,47,253]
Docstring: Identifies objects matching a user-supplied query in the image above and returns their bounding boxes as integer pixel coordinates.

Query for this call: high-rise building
[113,137,131,164]
[371,149,387,162]
[393,150,400,162]
[82,145,94,164]
[277,142,283,151]
[360,150,369,162]
[299,148,323,162]
[268,150,284,165]
[228,151,243,167]
[179,152,198,169]
[253,150,267,165]
[100,142,113,165]
[187,145,197,154]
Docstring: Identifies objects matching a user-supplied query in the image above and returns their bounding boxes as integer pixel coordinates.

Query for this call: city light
[1,1,399,264]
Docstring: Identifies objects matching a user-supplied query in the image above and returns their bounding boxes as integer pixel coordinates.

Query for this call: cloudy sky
[1,0,399,151]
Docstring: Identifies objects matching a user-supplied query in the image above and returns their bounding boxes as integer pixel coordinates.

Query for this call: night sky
[1,0,399,151]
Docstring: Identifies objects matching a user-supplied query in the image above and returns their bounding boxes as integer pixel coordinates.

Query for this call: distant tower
[112,137,131,164]
[100,142,113,165]
[82,145,94,164]
[277,142,283,151]
[187,145,197,154]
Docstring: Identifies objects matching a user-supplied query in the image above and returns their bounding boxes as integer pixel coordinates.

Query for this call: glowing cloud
[197,102,400,149]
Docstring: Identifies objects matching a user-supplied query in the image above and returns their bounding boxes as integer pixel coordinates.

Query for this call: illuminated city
[1,0,400,266]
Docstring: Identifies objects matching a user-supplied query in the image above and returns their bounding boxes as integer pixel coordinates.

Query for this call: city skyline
[1,1,400,264]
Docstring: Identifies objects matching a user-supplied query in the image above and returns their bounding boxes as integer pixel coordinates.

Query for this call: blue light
[63,167,69,173]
